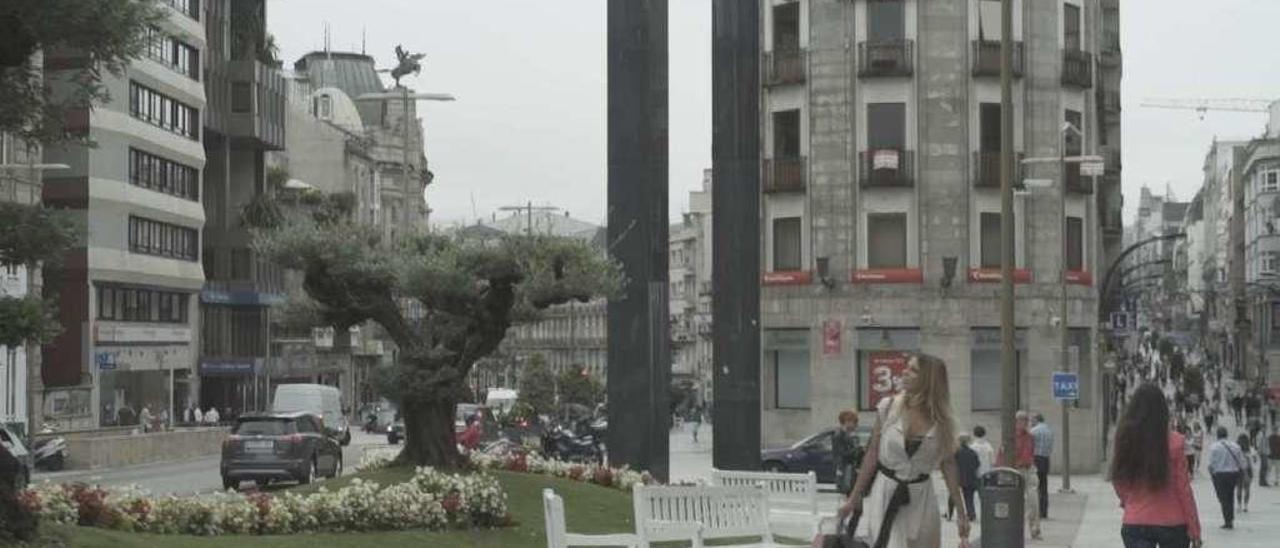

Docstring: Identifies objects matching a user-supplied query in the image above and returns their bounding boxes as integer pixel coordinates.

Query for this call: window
[867,0,905,42]
[317,94,333,120]
[1066,216,1084,270]
[165,0,200,21]
[1065,109,1082,187]
[232,82,252,114]
[1263,252,1280,274]
[773,217,802,271]
[129,148,199,201]
[867,213,907,269]
[1069,328,1092,408]
[767,329,810,410]
[772,2,800,50]
[1260,170,1280,193]
[979,212,1012,269]
[146,27,199,80]
[128,216,199,261]
[868,103,906,150]
[980,103,1002,152]
[1064,3,1082,51]
[978,0,1002,42]
[98,285,190,323]
[971,328,1027,411]
[773,109,801,158]
[128,82,199,139]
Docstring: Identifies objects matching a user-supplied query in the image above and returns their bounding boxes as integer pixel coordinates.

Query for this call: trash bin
[978,467,1025,548]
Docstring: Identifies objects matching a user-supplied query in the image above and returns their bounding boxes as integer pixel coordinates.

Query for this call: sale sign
[866,351,910,409]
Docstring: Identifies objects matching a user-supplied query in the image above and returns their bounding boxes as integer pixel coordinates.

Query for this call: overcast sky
[270,0,1280,228]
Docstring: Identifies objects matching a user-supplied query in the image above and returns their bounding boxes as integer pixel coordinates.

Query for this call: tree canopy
[250,190,621,466]
[0,202,78,348]
[0,0,162,143]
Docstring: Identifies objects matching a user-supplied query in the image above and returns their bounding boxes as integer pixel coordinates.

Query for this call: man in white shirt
[1206,426,1245,529]
[204,406,220,425]
[970,425,996,477]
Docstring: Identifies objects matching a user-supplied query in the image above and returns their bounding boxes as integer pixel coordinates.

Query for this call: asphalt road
[33,429,394,496]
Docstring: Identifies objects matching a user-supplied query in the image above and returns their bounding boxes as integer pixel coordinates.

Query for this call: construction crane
[1141,98,1274,120]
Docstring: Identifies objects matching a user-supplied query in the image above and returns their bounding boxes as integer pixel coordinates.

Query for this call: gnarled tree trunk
[399,395,461,469]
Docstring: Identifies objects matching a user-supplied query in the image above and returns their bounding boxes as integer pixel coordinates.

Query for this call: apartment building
[1,131,43,432]
[670,170,714,405]
[756,0,1120,472]
[42,0,209,428]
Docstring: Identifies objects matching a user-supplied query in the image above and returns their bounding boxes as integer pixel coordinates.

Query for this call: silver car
[0,425,32,490]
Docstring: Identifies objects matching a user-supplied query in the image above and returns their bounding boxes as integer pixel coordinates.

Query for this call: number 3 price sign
[866,351,910,409]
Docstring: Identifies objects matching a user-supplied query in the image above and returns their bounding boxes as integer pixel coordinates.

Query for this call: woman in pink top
[1112,383,1202,548]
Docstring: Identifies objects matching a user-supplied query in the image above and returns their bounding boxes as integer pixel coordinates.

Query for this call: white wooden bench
[633,485,809,547]
[543,488,640,548]
[710,469,834,540]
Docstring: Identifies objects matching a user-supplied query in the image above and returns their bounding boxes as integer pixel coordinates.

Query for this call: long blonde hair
[903,352,957,455]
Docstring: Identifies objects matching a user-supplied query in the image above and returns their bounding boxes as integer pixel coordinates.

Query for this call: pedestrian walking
[1031,413,1054,519]
[1235,434,1254,512]
[193,406,204,424]
[689,405,702,443]
[1206,426,1245,529]
[1110,383,1202,548]
[1252,422,1270,487]
[1267,425,1280,486]
[971,425,995,479]
[1230,394,1244,425]
[951,433,980,523]
[204,406,220,425]
[998,410,1041,540]
[1188,422,1204,478]
[138,405,153,433]
[839,353,971,547]
[833,409,863,497]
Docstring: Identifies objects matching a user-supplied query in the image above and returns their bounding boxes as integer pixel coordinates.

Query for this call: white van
[272,384,350,446]
[485,388,518,414]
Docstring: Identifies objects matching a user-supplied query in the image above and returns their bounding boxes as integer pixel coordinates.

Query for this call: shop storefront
[94,324,194,427]
[199,358,266,418]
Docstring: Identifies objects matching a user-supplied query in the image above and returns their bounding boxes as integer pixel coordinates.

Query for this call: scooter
[541,424,603,464]
[33,433,68,471]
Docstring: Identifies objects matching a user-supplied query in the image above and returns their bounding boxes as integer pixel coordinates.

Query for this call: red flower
[442,492,462,514]
[17,489,41,513]
[592,467,614,487]
[505,454,528,472]
[568,466,585,481]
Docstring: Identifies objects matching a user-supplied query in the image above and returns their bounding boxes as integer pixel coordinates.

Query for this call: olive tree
[251,196,619,467]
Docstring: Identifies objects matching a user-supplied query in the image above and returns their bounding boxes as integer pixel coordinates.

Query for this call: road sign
[1110,311,1129,331]
[1052,372,1079,400]
[1081,162,1105,176]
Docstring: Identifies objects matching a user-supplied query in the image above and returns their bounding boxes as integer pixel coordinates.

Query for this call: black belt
[872,463,930,548]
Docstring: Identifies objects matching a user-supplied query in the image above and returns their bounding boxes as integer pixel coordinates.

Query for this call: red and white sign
[852,268,924,284]
[968,268,1033,284]
[873,149,900,170]
[763,271,813,286]
[823,320,842,357]
[1065,270,1093,286]
[866,351,910,409]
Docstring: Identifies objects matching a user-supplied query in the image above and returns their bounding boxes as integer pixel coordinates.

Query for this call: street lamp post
[1022,124,1098,493]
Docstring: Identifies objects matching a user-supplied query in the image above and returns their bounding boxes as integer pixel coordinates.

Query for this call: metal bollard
[979,467,1025,548]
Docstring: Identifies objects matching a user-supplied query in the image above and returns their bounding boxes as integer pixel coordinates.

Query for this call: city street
[31,429,392,496]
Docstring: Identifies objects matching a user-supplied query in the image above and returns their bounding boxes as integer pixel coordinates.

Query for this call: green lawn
[34,468,638,548]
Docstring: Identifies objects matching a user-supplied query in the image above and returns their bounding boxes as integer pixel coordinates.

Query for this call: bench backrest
[633,485,772,541]
[711,468,819,515]
[542,488,570,548]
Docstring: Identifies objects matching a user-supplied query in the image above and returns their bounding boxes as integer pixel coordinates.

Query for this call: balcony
[1105,148,1121,175]
[972,41,1024,78]
[1064,164,1093,194]
[764,156,806,193]
[1102,90,1121,115]
[765,49,807,86]
[858,40,914,78]
[859,149,914,188]
[215,59,286,150]
[1061,50,1094,89]
[1100,31,1121,67]
[972,151,1025,189]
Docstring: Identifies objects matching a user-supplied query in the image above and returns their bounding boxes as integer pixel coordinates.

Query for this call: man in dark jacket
[954,433,981,522]
[833,410,863,496]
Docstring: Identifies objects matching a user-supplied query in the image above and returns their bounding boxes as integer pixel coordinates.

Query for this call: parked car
[220,412,342,490]
[759,426,873,483]
[387,417,405,445]
[0,425,31,490]
[272,383,350,446]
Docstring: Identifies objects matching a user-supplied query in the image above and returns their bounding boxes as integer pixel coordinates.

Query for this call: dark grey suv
[220,412,342,490]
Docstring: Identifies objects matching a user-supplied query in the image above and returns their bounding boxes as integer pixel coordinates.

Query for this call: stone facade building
[1,130,43,433]
[756,0,1121,473]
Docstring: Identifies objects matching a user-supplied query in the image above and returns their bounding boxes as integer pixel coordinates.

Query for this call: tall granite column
[606,0,670,482]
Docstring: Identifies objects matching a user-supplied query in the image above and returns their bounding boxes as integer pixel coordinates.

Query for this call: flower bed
[357,447,654,493]
[18,467,507,536]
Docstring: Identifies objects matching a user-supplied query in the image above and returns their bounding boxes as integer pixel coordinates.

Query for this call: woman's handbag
[815,512,870,548]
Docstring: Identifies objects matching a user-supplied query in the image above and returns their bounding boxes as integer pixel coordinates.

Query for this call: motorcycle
[541,424,603,464]
[33,431,68,471]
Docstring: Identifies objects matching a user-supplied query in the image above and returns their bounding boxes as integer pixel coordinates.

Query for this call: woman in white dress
[840,353,970,548]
